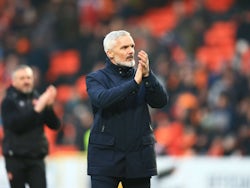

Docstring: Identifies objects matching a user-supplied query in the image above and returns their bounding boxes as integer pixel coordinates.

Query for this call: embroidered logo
[19,100,25,107]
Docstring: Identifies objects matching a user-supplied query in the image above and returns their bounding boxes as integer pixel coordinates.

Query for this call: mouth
[127,56,134,61]
[24,84,31,88]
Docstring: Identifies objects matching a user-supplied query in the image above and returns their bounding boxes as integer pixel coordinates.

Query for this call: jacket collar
[7,85,37,98]
[105,58,134,77]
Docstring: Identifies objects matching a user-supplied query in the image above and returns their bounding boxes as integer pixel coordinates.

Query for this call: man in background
[1,65,61,188]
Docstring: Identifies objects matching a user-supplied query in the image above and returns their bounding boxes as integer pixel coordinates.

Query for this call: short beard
[116,60,135,67]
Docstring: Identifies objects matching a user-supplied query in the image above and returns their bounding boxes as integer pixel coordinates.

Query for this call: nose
[24,77,32,84]
[128,46,134,54]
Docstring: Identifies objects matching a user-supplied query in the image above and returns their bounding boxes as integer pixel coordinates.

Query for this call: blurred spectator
[1,65,61,187]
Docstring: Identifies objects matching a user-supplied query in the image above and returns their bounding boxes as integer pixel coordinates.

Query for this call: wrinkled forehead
[114,35,135,47]
[12,67,33,80]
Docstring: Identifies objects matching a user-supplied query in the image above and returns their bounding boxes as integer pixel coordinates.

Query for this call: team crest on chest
[18,100,25,107]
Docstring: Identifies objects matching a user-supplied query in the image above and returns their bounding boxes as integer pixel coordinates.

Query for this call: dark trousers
[4,156,46,188]
[91,175,151,188]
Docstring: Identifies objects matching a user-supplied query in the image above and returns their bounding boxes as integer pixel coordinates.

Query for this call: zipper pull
[149,123,153,131]
[101,125,105,132]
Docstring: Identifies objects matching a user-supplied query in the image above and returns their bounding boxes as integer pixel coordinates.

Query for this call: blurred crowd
[1,0,250,157]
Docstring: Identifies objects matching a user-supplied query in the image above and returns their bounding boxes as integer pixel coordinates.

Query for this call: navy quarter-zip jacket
[86,59,169,178]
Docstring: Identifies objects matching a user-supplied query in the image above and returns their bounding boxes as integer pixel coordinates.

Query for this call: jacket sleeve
[86,72,139,108]
[1,97,40,133]
[143,71,169,108]
[43,106,61,130]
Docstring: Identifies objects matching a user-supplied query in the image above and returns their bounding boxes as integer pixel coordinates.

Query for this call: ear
[106,50,114,59]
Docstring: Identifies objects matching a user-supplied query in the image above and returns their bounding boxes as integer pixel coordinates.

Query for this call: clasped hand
[134,50,150,84]
[33,85,57,113]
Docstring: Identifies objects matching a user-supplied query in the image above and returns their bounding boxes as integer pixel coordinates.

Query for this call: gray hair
[12,64,33,79]
[103,30,131,53]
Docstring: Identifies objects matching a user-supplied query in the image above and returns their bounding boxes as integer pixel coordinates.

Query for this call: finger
[139,59,149,69]
[138,50,148,58]
[138,61,146,70]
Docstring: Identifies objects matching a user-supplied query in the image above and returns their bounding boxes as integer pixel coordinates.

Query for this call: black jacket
[1,86,61,159]
[86,59,169,178]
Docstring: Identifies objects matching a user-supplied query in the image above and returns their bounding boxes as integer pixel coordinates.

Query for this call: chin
[118,60,135,67]
[23,89,33,94]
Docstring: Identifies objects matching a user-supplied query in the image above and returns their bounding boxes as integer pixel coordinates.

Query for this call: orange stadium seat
[154,121,184,156]
[183,0,198,15]
[46,50,80,82]
[196,21,236,72]
[56,84,74,104]
[204,21,236,46]
[204,0,235,13]
[75,75,88,100]
[97,0,115,21]
[16,37,30,55]
[138,6,178,38]
[176,92,198,110]
[194,67,208,90]
[240,48,250,74]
